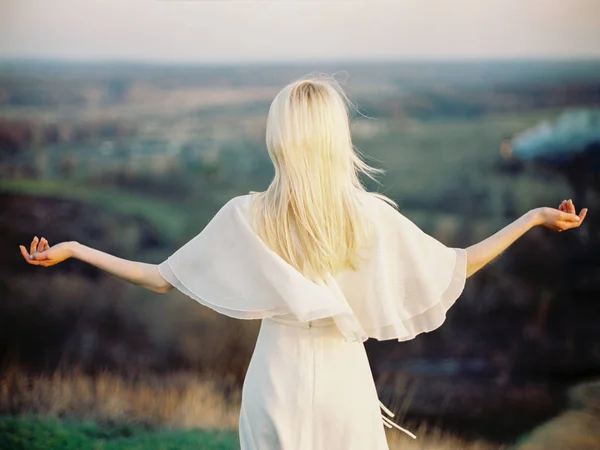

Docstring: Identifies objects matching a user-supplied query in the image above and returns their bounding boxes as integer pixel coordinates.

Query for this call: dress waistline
[266,316,336,328]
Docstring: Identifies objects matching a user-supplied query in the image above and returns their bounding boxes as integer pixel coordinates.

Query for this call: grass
[0,366,503,450]
[0,415,239,450]
[0,366,239,431]
[0,414,505,450]
[0,178,188,242]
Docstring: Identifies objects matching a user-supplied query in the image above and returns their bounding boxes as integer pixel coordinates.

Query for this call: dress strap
[379,399,417,439]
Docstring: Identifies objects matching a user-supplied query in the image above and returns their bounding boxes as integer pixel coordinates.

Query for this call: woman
[20,74,587,449]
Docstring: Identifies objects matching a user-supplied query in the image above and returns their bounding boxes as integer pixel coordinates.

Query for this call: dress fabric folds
[157,192,468,449]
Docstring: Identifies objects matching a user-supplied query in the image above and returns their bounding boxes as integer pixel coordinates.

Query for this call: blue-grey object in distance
[502,109,600,167]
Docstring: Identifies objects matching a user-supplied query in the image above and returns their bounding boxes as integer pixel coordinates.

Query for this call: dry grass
[0,365,503,449]
[386,424,505,450]
[0,365,239,430]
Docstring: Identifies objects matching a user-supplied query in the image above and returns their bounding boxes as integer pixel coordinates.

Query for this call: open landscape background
[0,58,599,448]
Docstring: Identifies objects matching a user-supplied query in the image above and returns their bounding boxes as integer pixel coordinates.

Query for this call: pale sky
[1,0,599,63]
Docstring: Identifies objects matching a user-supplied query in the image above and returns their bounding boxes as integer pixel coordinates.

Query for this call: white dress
[157,192,468,450]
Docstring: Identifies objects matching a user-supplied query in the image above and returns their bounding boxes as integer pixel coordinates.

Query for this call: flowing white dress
[157,192,468,450]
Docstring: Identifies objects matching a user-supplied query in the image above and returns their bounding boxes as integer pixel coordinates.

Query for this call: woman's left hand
[535,199,588,232]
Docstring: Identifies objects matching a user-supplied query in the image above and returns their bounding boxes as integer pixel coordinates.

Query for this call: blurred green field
[0,109,573,247]
[356,109,568,213]
[0,178,189,242]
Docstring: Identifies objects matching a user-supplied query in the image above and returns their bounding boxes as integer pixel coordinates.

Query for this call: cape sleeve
[156,193,468,343]
[335,196,468,342]
[156,195,353,322]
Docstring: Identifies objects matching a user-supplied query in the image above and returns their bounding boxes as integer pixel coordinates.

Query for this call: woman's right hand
[19,237,75,267]
[534,199,588,232]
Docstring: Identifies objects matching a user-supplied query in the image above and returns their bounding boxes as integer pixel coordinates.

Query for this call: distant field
[356,109,571,215]
[0,108,574,246]
[0,178,188,242]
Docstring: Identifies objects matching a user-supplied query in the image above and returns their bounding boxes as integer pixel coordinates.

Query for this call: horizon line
[1,55,600,68]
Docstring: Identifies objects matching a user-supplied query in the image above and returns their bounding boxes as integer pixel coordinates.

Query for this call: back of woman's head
[252,73,395,281]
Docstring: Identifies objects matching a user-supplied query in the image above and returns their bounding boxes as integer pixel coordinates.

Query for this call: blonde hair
[251,73,396,282]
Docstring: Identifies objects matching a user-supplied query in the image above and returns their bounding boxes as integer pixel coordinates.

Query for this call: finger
[577,208,587,226]
[556,221,577,232]
[40,237,49,252]
[558,211,580,222]
[30,236,39,255]
[19,245,31,262]
[560,199,570,213]
[558,202,566,212]
[20,245,43,265]
[31,251,50,261]
[568,208,587,228]
[568,199,576,215]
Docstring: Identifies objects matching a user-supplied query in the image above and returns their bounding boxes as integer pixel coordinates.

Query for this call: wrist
[68,241,82,259]
[526,208,543,227]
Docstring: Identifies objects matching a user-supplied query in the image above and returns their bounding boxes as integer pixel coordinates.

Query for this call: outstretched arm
[19,238,173,294]
[465,199,588,278]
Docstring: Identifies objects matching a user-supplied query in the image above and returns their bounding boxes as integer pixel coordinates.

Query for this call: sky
[1,0,599,64]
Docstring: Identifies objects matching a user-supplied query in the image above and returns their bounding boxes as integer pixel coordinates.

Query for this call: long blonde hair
[251,73,396,282]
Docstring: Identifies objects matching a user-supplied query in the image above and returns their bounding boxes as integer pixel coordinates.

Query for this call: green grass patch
[0,179,188,242]
[0,414,239,450]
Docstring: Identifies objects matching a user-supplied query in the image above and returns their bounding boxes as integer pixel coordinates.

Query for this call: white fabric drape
[157,193,467,342]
